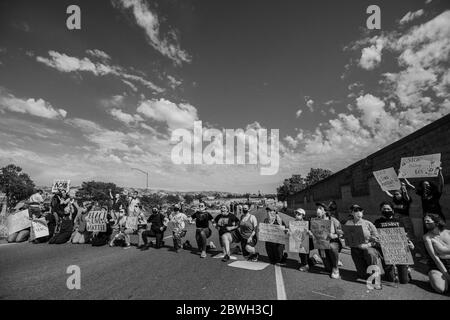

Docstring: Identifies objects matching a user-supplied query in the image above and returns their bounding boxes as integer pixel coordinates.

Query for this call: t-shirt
[191,211,214,228]
[171,212,189,232]
[148,213,166,232]
[128,197,140,215]
[374,216,404,229]
[419,190,443,217]
[392,197,412,216]
[214,213,240,236]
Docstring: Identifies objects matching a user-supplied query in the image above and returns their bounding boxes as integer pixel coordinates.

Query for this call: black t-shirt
[392,197,412,216]
[147,213,166,232]
[374,216,404,229]
[419,190,443,217]
[191,211,214,228]
[214,213,240,236]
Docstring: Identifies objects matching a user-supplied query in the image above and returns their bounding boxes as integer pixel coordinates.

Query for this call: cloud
[399,9,425,25]
[167,75,182,89]
[113,0,191,65]
[137,98,198,130]
[306,99,314,112]
[109,108,143,125]
[36,50,164,93]
[358,38,383,70]
[0,88,67,119]
[295,109,303,118]
[86,49,111,61]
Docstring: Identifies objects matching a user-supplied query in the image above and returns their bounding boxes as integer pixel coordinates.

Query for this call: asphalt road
[0,208,449,300]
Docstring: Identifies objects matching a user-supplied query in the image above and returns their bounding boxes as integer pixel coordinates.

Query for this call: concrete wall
[287,114,450,238]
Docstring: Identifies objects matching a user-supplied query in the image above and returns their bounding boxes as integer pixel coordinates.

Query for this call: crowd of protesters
[2,167,449,295]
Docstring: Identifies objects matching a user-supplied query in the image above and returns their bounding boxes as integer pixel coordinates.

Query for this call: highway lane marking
[311,291,337,299]
[163,235,173,239]
[274,264,287,300]
[0,242,18,247]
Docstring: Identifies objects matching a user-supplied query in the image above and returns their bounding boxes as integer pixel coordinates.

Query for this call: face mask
[243,209,249,214]
[382,210,394,218]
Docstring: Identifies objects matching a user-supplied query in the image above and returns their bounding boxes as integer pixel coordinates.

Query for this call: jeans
[195,227,211,252]
[142,229,164,248]
[265,242,285,264]
[320,241,340,272]
[350,247,380,279]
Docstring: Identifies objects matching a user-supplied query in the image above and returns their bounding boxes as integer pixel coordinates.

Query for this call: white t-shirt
[171,212,189,232]
[29,193,44,203]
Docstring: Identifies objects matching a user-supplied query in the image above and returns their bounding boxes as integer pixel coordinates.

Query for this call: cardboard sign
[288,221,309,253]
[86,211,107,232]
[52,179,71,193]
[6,209,31,235]
[378,227,414,265]
[258,223,288,245]
[342,225,365,247]
[398,153,441,178]
[125,216,138,230]
[373,167,401,191]
[310,219,331,249]
[30,218,49,240]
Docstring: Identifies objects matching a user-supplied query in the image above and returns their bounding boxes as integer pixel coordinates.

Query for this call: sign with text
[373,167,401,191]
[378,227,414,265]
[7,209,31,235]
[258,223,288,245]
[86,211,107,232]
[288,221,309,253]
[398,153,441,178]
[342,225,365,247]
[52,179,71,193]
[30,218,49,240]
[125,216,138,230]
[310,219,331,249]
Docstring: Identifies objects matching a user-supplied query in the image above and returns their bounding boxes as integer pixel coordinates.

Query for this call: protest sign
[310,219,331,249]
[125,216,138,230]
[373,167,401,191]
[6,209,31,235]
[86,211,107,232]
[30,218,49,240]
[288,221,309,253]
[398,153,441,178]
[342,225,365,247]
[378,227,414,265]
[52,179,71,193]
[258,223,288,245]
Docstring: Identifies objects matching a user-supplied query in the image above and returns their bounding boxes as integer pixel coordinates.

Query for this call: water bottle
[393,265,399,288]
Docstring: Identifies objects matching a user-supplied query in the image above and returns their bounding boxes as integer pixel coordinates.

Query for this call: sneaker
[200,251,207,258]
[331,269,340,279]
[209,241,216,249]
[222,254,230,262]
[338,260,343,267]
[250,253,259,262]
[299,265,309,272]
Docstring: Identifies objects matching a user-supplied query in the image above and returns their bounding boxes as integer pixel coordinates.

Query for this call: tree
[276,169,333,201]
[140,194,164,210]
[304,168,333,188]
[183,194,194,204]
[0,164,35,208]
[75,181,122,205]
[165,194,180,205]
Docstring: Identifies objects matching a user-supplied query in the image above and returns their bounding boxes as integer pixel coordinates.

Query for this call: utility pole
[131,167,148,190]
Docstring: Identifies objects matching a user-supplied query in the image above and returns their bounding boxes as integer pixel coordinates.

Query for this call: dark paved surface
[1,208,449,300]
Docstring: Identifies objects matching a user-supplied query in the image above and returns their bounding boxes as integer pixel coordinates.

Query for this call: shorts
[230,229,257,248]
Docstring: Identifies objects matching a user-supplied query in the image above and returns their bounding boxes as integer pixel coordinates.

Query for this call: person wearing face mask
[416,167,445,226]
[423,213,450,294]
[374,202,415,284]
[169,204,191,252]
[141,207,168,250]
[237,204,259,262]
[291,208,314,272]
[213,205,240,262]
[264,206,288,265]
[313,203,343,279]
[191,202,214,258]
[345,204,380,280]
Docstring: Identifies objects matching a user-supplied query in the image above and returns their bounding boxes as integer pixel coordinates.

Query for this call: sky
[0,0,449,193]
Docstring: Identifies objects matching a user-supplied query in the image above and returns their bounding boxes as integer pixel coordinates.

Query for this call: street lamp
[131,167,148,190]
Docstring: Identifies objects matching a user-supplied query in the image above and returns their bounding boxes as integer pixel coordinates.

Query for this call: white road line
[274,264,287,300]
[0,242,18,247]
[311,291,337,299]
[163,235,173,240]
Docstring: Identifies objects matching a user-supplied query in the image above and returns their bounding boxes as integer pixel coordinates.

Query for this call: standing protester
[191,202,214,258]
[374,202,415,284]
[313,202,342,279]
[141,207,168,250]
[127,191,140,217]
[423,214,450,294]
[71,201,92,244]
[213,205,240,262]
[416,167,445,224]
[345,204,380,280]
[169,204,191,252]
[264,206,288,265]
[291,208,314,272]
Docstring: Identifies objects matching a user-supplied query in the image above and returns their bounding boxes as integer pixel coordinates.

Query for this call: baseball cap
[294,208,306,216]
[315,202,328,209]
[174,204,180,209]
[350,204,363,212]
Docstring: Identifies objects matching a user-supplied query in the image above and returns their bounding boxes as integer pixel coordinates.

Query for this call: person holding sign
[264,205,288,265]
[416,167,445,223]
[345,204,380,280]
[71,201,93,244]
[291,208,314,272]
[374,202,415,284]
[313,203,342,279]
[423,214,450,294]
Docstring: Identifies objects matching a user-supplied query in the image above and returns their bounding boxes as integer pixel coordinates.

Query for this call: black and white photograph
[0,0,450,306]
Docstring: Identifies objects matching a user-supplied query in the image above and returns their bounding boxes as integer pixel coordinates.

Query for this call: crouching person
[169,204,190,252]
[141,208,168,250]
[264,206,288,265]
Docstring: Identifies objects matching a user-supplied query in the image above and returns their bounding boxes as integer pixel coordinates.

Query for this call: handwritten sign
[125,216,138,230]
[398,153,441,178]
[86,211,107,232]
[373,167,401,191]
[288,221,309,253]
[52,179,71,193]
[342,225,365,247]
[378,227,414,265]
[258,223,288,245]
[30,218,49,240]
[6,209,31,235]
[310,219,331,249]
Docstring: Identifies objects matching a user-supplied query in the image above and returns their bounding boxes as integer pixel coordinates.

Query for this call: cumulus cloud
[306,99,314,112]
[36,50,164,93]
[86,49,111,61]
[113,0,191,65]
[109,108,143,125]
[399,9,425,25]
[295,109,303,118]
[0,88,67,119]
[358,38,383,70]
